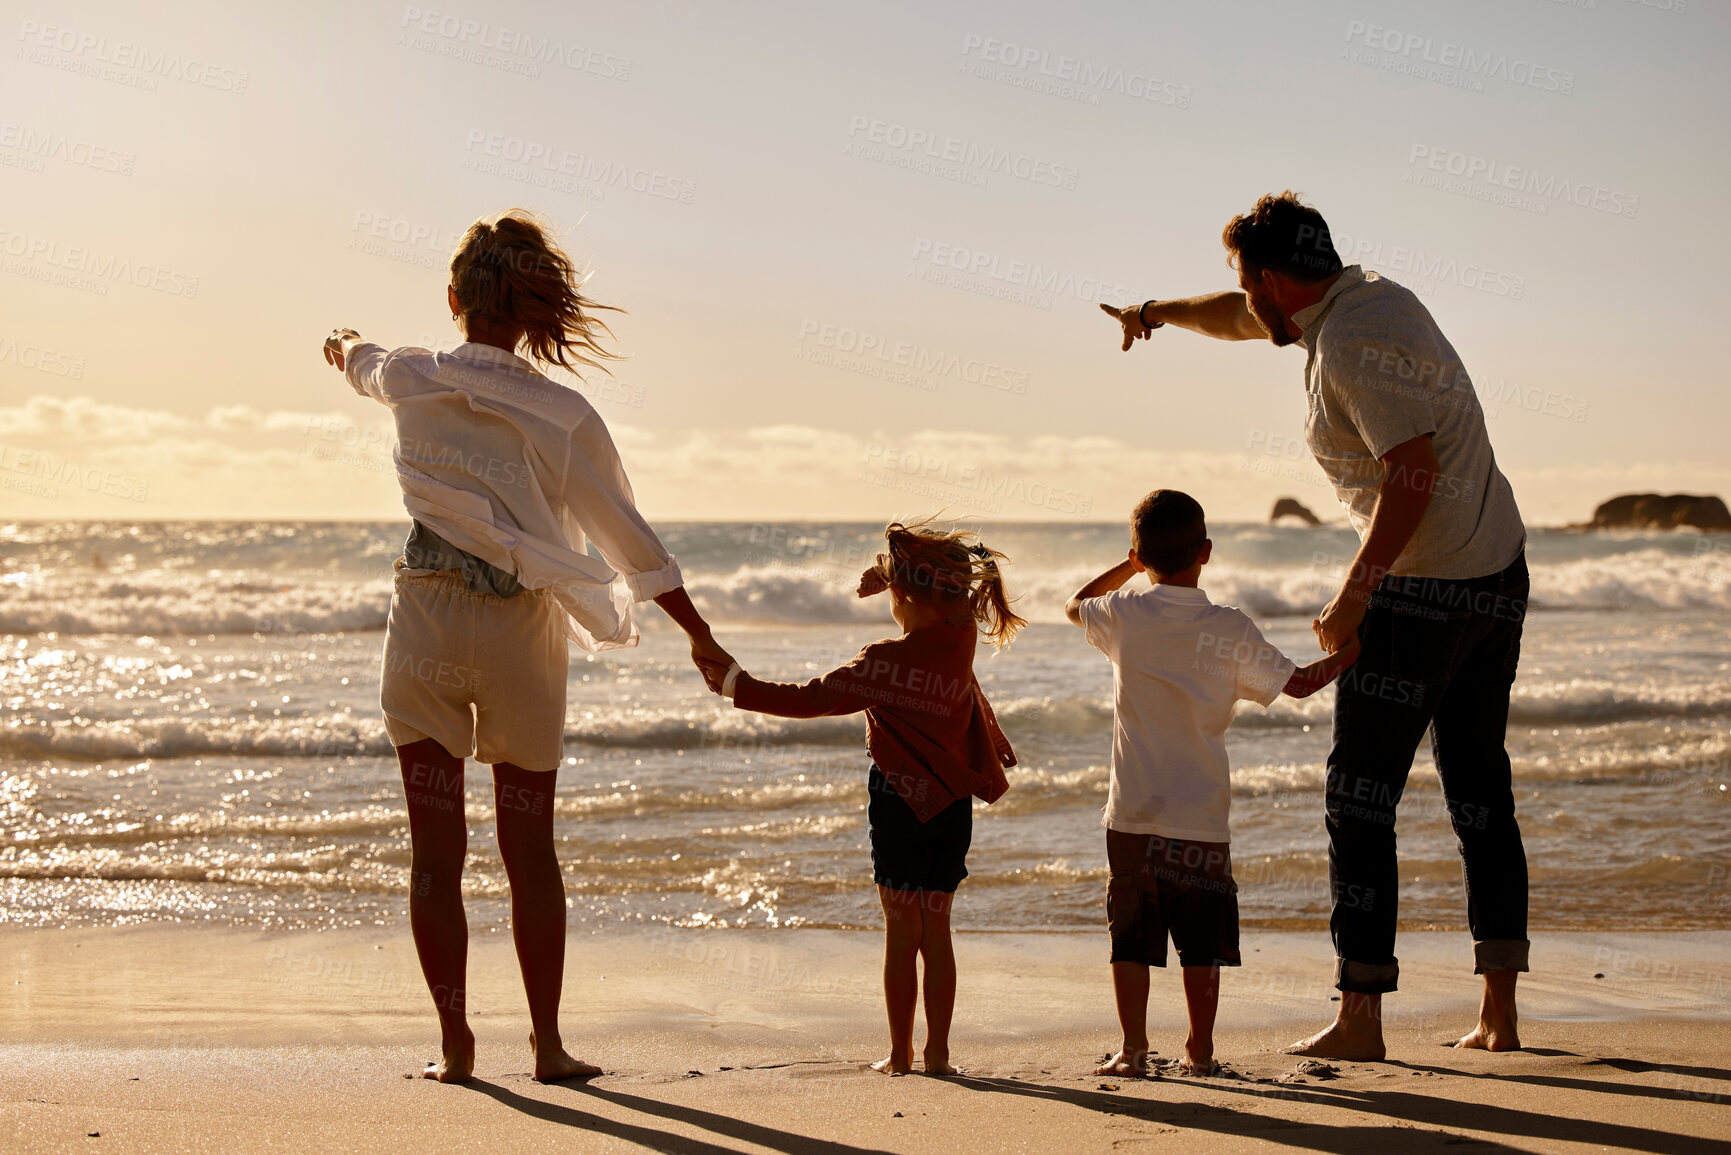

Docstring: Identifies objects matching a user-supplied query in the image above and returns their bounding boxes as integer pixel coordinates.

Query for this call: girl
[321,210,733,1083]
[712,521,1024,1075]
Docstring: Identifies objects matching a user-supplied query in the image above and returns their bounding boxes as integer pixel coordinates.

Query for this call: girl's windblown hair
[874,519,1026,649]
[449,209,620,374]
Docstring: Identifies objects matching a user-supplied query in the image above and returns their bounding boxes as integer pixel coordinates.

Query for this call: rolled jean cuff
[1473,938,1530,975]
[1335,957,1400,994]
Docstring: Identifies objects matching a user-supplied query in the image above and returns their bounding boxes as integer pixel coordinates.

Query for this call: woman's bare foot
[420,1023,476,1083]
[871,1054,913,1076]
[1094,1048,1149,1077]
[529,1031,603,1082]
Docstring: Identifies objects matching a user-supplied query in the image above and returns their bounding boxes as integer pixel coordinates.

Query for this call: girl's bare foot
[420,1023,476,1083]
[871,1055,913,1076]
[1094,1048,1149,1077]
[530,1031,603,1083]
[923,1048,960,1076]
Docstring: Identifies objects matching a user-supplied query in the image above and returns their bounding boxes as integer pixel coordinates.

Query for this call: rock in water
[1270,497,1323,527]
[1587,493,1731,531]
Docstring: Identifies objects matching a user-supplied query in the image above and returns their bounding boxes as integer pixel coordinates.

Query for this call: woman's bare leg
[917,891,958,1074]
[397,738,474,1082]
[493,762,600,1082]
[873,886,923,1075]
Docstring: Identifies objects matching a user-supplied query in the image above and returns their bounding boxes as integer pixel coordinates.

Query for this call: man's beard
[1249,292,1298,347]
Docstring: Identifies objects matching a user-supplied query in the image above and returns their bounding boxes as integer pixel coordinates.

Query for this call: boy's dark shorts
[1106,829,1241,968]
[868,765,971,894]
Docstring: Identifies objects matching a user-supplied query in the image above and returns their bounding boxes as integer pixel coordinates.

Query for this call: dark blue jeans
[1326,551,1530,994]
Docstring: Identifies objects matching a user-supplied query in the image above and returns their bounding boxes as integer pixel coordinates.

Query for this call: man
[1100,192,1530,1060]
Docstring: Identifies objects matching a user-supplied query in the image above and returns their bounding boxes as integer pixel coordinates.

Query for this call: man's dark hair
[1222,191,1342,282]
[1131,489,1208,575]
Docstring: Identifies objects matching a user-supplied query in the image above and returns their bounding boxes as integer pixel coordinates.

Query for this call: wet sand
[4,925,1728,1152]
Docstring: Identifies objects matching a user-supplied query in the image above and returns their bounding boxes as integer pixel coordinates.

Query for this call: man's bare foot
[1455,971,1521,1051]
[1284,1019,1385,1062]
[529,1031,603,1082]
[871,1055,913,1076]
[420,1023,476,1083]
[923,1048,960,1076]
[1094,1048,1149,1077]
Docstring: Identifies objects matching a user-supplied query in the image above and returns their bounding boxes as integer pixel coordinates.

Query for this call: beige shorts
[381,568,568,771]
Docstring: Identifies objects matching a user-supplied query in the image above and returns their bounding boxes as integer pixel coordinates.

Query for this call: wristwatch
[1137,300,1165,329]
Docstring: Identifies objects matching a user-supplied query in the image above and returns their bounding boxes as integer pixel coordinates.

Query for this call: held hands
[1313,588,1369,655]
[689,632,736,694]
[322,328,360,371]
[1099,302,1162,353]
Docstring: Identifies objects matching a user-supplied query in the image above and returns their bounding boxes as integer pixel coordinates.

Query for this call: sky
[2,0,1727,524]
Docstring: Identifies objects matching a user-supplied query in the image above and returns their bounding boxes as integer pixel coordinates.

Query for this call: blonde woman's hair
[449,209,620,373]
[873,519,1026,649]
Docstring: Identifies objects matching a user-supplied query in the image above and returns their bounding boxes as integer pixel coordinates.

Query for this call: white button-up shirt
[1292,266,1525,580]
[344,340,681,651]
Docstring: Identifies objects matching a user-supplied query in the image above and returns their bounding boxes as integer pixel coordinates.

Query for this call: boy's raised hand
[856,567,889,598]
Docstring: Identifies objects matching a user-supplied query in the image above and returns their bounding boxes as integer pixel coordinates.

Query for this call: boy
[1065,489,1359,1076]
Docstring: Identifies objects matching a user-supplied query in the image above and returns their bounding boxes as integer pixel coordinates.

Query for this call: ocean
[2,520,1728,936]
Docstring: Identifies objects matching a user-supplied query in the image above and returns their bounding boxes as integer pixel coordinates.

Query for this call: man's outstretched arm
[1099,293,1267,350]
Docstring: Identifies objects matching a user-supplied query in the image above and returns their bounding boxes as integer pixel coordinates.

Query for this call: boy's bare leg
[917,891,958,1074]
[1285,991,1386,1061]
[1095,962,1151,1076]
[872,886,922,1075]
[398,739,475,1083]
[493,763,602,1082]
[1455,970,1521,1051]
[1179,966,1219,1073]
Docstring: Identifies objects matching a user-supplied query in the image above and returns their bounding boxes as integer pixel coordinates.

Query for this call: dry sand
[4,924,1729,1152]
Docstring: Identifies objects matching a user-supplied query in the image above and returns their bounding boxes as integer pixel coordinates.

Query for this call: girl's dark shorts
[1106,828,1241,968]
[868,765,972,894]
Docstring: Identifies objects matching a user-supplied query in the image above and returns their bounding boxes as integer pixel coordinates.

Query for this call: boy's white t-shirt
[1078,584,1296,842]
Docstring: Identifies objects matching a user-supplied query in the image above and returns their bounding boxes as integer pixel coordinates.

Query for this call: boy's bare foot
[1180,1043,1217,1076]
[420,1023,476,1083]
[1094,1049,1149,1078]
[529,1031,603,1082]
[1284,1019,1386,1062]
[871,1055,913,1076]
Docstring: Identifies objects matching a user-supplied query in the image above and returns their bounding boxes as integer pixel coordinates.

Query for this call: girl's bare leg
[873,886,922,1075]
[917,890,958,1074]
[493,762,600,1082]
[397,738,475,1083]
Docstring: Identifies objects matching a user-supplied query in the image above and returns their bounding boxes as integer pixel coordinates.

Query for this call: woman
[321,210,732,1083]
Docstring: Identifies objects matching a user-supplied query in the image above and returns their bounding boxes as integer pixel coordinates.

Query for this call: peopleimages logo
[959,34,1192,108]
[1407,145,1638,219]
[845,115,1078,190]
[1343,20,1575,95]
[908,238,1137,307]
[462,130,695,204]
[399,6,631,80]
[0,229,200,298]
[15,20,250,93]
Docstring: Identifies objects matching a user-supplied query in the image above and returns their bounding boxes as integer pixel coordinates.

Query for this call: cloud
[0,394,1726,523]
[0,395,193,441]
